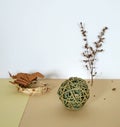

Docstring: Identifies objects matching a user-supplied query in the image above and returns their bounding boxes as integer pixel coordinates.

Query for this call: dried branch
[80,22,108,86]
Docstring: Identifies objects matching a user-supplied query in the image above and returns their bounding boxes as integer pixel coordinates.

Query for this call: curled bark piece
[9,72,44,88]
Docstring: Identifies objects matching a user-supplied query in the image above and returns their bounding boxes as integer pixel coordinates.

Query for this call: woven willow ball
[57,77,90,110]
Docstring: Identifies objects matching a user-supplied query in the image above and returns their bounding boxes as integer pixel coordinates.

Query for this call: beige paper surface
[19,79,120,127]
[0,79,29,127]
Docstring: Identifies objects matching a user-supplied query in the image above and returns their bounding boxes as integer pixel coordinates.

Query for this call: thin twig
[80,22,108,86]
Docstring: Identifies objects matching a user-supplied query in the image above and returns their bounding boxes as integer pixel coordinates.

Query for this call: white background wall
[0,0,120,79]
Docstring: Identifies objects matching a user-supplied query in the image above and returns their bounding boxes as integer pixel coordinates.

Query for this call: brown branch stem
[80,22,108,86]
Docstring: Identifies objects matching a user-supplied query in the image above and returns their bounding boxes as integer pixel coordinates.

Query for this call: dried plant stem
[80,22,108,86]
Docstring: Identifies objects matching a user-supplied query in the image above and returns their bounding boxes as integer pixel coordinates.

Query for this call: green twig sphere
[57,77,90,110]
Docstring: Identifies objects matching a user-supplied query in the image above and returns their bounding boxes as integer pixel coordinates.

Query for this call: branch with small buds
[80,22,108,86]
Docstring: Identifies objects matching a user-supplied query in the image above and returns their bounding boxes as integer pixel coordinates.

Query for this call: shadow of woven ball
[57,77,90,111]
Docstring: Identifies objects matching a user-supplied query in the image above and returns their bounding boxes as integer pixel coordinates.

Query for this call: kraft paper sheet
[19,79,120,127]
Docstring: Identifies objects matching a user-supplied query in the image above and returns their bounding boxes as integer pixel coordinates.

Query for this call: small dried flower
[80,22,108,86]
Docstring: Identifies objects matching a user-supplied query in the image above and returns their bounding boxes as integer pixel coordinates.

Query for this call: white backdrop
[0,0,120,79]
